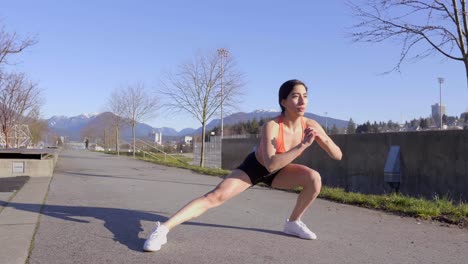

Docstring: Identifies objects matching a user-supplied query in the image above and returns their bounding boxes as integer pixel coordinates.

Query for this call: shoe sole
[143,240,167,252]
[283,230,317,240]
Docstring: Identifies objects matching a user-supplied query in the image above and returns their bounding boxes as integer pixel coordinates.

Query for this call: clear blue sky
[2,0,467,131]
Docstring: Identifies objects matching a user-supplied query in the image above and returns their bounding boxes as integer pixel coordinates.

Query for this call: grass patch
[319,186,468,225]
[104,151,231,177]
[103,150,468,227]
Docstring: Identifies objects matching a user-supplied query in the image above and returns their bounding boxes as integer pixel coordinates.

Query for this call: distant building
[90,144,104,151]
[431,103,446,126]
[183,136,193,145]
[152,130,162,145]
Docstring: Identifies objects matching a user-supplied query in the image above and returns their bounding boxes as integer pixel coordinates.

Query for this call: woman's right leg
[162,169,252,230]
[144,170,252,251]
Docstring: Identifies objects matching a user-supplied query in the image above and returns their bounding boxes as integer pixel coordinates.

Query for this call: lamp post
[218,48,229,138]
[324,112,328,133]
[437,77,445,129]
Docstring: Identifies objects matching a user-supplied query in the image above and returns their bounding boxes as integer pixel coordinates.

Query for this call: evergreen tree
[371,121,379,133]
[461,112,468,123]
[347,118,356,134]
[442,114,448,125]
[330,124,339,135]
[419,118,427,129]
[248,118,260,134]
[356,121,370,134]
[410,119,418,129]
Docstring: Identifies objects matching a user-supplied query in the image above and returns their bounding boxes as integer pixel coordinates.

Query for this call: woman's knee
[304,169,322,192]
[203,189,228,207]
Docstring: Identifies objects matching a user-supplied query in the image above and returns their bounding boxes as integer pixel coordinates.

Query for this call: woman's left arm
[306,119,343,160]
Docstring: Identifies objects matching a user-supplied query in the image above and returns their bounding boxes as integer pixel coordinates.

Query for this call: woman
[144,79,342,252]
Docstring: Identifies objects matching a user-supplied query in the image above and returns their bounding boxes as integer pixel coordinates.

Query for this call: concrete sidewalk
[0,177,52,264]
[1,150,467,264]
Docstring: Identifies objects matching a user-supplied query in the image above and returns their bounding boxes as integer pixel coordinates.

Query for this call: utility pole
[218,48,229,138]
[437,77,445,129]
[324,112,328,133]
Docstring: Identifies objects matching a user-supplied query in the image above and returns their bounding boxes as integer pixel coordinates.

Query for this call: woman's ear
[280,99,286,109]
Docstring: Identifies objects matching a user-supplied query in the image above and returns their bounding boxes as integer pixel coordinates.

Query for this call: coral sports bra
[275,116,306,154]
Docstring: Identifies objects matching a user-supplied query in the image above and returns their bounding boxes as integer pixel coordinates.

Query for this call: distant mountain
[47,112,194,141]
[46,110,348,141]
[48,113,99,140]
[154,127,178,137]
[178,128,197,136]
[193,110,348,134]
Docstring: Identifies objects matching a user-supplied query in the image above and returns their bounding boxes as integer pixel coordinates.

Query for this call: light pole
[324,112,328,133]
[218,48,229,138]
[437,77,445,129]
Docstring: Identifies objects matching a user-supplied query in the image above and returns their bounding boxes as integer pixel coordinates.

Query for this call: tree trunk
[4,130,10,149]
[132,123,136,158]
[116,126,120,156]
[465,58,468,89]
[200,122,206,167]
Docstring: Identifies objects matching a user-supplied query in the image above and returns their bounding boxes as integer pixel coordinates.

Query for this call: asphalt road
[18,150,468,264]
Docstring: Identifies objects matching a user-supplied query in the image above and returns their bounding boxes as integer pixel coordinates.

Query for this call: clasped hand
[303,126,318,147]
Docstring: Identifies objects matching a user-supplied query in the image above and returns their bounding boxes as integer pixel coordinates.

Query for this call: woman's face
[281,84,308,115]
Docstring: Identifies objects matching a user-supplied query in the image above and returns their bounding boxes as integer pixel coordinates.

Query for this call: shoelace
[297,221,312,232]
[149,224,163,239]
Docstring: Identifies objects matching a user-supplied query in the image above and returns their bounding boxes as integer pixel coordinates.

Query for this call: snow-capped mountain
[193,110,348,134]
[48,114,100,141]
[252,109,278,113]
[79,113,100,119]
[48,114,98,129]
[46,110,347,141]
[46,112,195,141]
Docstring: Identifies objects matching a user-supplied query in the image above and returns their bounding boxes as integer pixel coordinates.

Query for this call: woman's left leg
[271,164,322,221]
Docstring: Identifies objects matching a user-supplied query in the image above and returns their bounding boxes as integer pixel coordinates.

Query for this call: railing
[120,139,183,163]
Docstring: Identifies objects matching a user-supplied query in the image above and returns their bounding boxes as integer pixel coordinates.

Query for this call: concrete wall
[222,135,260,170]
[193,141,222,168]
[222,131,468,201]
[0,152,59,178]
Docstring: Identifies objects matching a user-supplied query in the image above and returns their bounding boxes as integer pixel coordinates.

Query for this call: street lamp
[324,112,328,133]
[218,48,229,138]
[437,77,445,129]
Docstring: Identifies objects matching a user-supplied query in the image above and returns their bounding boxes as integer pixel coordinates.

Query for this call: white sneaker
[283,219,317,240]
[143,222,169,252]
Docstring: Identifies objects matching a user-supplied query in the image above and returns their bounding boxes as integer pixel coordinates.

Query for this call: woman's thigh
[270,164,320,190]
[207,169,253,201]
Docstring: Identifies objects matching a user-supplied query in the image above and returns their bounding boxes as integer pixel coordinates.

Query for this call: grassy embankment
[106,151,468,227]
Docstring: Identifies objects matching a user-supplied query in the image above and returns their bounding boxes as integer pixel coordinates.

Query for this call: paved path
[1,150,467,264]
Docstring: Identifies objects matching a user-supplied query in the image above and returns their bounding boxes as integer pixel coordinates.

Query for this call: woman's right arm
[259,121,317,172]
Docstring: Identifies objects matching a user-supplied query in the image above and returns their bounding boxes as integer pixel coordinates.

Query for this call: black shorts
[236,152,281,186]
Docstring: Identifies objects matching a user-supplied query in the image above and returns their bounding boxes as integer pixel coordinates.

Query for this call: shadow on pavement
[63,171,274,192]
[63,171,220,188]
[2,202,286,252]
[0,176,30,192]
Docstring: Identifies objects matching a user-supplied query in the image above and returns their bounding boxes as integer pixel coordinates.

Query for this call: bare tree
[0,23,39,148]
[80,124,99,146]
[161,49,244,167]
[79,112,118,150]
[118,82,160,157]
[0,25,36,67]
[108,90,126,156]
[0,72,41,148]
[26,107,49,145]
[349,0,468,86]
